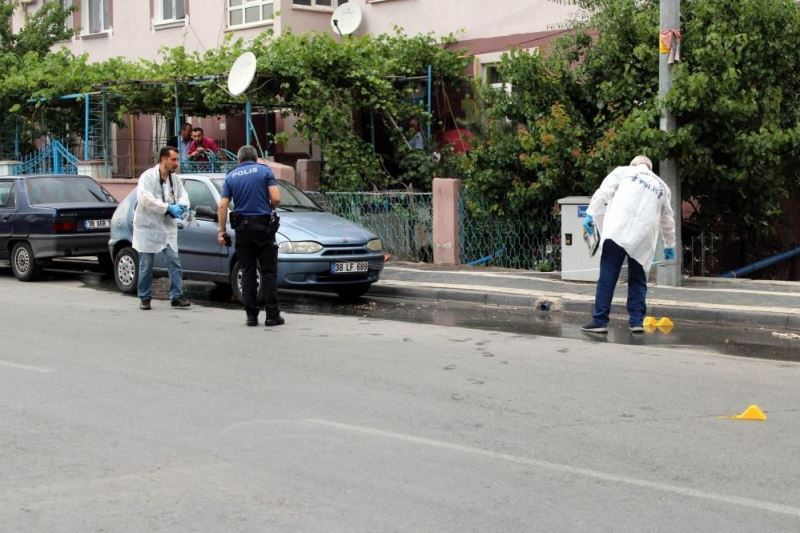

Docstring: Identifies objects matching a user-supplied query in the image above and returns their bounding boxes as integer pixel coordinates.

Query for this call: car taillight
[53,220,78,233]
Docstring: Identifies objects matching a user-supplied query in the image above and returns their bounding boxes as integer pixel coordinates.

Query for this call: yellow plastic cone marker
[643,316,658,327]
[657,325,674,334]
[721,404,767,421]
[655,317,674,327]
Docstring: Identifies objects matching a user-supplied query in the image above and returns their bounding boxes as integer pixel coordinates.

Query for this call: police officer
[217,145,283,327]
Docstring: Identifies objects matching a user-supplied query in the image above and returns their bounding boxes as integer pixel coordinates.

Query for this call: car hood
[278,211,377,245]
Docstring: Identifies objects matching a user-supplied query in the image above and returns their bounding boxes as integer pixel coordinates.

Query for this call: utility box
[558,196,602,282]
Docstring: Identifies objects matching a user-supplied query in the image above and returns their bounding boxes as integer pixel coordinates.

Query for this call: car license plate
[85,219,111,230]
[331,261,369,274]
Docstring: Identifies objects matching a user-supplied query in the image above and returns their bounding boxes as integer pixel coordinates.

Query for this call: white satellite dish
[330,2,363,36]
[227,51,257,96]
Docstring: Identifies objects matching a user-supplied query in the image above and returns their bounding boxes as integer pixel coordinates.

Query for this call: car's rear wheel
[114,246,139,294]
[230,260,264,305]
[336,284,371,300]
[10,242,41,282]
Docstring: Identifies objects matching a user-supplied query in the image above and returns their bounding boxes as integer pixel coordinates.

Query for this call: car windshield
[211,178,322,212]
[27,177,116,205]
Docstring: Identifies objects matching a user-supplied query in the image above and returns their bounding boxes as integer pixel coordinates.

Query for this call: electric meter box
[557,196,602,282]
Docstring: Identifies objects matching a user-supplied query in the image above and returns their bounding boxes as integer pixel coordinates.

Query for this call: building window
[292,0,348,9]
[157,0,185,24]
[60,0,74,32]
[228,0,274,27]
[81,0,110,34]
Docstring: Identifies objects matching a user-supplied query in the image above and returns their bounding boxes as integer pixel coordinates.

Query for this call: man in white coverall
[580,155,676,334]
[133,146,191,311]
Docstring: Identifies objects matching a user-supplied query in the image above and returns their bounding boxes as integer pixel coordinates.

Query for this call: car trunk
[38,203,118,233]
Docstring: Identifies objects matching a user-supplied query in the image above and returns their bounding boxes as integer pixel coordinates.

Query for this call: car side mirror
[194,205,218,221]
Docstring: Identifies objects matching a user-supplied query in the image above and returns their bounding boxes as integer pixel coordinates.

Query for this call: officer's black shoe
[246,315,258,327]
[140,299,151,311]
[171,297,191,308]
[265,314,285,327]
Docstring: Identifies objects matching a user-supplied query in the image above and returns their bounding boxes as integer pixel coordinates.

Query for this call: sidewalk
[372,262,800,331]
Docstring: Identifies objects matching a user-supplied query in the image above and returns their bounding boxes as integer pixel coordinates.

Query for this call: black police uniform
[221,161,282,325]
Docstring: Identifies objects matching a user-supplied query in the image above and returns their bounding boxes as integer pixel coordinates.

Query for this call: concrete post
[433,178,461,265]
[296,159,321,191]
[77,160,112,180]
[657,0,682,287]
[257,158,296,185]
[0,161,21,175]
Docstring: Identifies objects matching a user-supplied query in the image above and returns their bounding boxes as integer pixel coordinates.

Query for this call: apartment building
[10,1,578,177]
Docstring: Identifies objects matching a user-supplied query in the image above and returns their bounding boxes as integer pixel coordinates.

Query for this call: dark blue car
[0,174,118,281]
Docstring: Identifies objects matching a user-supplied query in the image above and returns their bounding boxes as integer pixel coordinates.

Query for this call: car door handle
[1,216,9,222]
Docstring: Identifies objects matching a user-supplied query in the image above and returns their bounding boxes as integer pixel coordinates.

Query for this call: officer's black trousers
[235,224,279,319]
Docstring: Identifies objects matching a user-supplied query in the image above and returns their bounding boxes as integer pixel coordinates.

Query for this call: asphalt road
[2,273,800,532]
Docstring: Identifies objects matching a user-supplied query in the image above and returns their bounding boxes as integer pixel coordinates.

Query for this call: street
[2,270,800,532]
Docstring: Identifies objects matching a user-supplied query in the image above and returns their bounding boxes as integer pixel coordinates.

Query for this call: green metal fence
[459,196,561,271]
[308,191,433,262]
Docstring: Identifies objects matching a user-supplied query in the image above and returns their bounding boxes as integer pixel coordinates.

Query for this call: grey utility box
[558,196,602,282]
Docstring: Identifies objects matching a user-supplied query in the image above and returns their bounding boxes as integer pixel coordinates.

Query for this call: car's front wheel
[230,260,264,305]
[10,242,41,282]
[114,246,139,293]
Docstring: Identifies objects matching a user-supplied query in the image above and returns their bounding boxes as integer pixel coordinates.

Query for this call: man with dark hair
[187,127,220,162]
[168,122,193,161]
[132,146,191,310]
[217,145,284,327]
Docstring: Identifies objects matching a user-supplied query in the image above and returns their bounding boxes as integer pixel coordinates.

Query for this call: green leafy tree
[463,0,800,267]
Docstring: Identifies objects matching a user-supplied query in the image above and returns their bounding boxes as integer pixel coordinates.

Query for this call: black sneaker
[265,315,285,327]
[171,297,191,308]
[140,299,151,311]
[246,316,258,327]
[629,325,644,333]
[580,322,608,334]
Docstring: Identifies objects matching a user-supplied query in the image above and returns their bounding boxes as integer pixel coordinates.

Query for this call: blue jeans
[592,239,647,327]
[137,245,184,301]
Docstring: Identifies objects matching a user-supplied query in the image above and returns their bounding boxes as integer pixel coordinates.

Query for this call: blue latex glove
[167,204,183,218]
[664,247,675,260]
[582,214,594,236]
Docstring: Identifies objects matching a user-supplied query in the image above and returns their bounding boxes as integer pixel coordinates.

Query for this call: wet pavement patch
[4,265,799,362]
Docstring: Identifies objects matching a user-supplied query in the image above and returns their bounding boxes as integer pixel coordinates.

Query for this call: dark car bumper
[28,232,112,259]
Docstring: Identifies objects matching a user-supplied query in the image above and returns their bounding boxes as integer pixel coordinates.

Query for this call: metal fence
[13,140,78,175]
[459,198,561,271]
[307,191,433,262]
[179,149,239,175]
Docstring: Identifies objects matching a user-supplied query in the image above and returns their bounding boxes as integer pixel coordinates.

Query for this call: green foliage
[0,13,468,190]
[461,0,800,248]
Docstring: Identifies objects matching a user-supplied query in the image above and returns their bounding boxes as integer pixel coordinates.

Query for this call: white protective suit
[586,164,676,272]
[132,165,190,254]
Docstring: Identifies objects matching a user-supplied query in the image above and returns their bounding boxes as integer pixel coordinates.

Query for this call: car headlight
[278,241,323,254]
[366,239,383,252]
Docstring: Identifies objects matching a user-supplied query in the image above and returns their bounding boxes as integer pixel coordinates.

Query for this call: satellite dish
[227,52,257,96]
[330,2,362,36]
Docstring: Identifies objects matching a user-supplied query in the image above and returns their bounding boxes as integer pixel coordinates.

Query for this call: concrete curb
[369,284,800,331]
